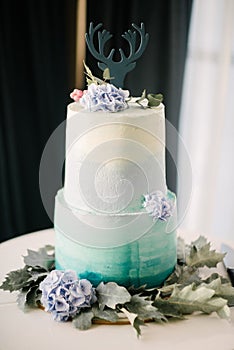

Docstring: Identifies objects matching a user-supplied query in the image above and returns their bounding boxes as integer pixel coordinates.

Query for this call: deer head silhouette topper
[85,23,149,88]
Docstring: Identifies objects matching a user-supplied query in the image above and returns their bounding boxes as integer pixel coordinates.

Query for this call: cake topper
[85,22,149,88]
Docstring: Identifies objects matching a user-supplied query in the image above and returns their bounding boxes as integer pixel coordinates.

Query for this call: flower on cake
[39,270,96,322]
[70,89,86,102]
[142,191,174,221]
[78,82,129,112]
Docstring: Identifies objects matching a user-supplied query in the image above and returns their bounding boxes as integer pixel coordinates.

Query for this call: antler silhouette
[85,23,149,88]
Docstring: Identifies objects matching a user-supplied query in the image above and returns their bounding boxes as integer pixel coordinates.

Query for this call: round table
[0,229,234,350]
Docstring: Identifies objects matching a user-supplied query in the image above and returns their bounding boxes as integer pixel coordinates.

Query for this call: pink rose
[70,89,84,102]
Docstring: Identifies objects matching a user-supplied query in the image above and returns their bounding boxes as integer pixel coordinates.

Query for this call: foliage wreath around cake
[1,66,234,337]
[1,235,234,337]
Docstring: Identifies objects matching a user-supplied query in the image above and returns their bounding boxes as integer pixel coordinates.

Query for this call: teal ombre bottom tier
[55,189,177,288]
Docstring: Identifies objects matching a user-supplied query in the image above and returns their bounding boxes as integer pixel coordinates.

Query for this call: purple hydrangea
[79,83,129,112]
[39,270,97,322]
[142,191,174,221]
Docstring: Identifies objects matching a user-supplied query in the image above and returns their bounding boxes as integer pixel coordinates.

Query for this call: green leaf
[25,285,41,308]
[23,246,54,270]
[96,282,131,310]
[191,236,208,249]
[83,61,96,85]
[202,277,234,307]
[27,270,48,284]
[164,264,201,287]
[17,290,28,311]
[203,272,230,284]
[133,318,146,338]
[103,68,114,81]
[186,237,225,268]
[83,61,104,85]
[120,307,145,337]
[72,310,94,330]
[136,89,146,107]
[147,93,163,107]
[177,236,186,263]
[125,295,166,322]
[92,305,119,323]
[154,284,229,319]
[16,285,41,311]
[0,266,32,292]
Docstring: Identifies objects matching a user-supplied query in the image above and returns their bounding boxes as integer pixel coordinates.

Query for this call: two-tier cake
[54,23,177,288]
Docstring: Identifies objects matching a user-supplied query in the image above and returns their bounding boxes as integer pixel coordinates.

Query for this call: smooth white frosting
[64,101,167,213]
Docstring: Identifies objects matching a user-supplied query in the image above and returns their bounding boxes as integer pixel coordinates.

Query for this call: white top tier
[64,101,167,213]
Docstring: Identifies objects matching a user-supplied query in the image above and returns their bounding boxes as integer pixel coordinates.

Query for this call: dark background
[0,0,193,242]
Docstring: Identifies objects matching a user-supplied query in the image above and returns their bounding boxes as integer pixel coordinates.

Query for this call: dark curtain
[86,0,193,193]
[0,0,192,243]
[0,0,76,242]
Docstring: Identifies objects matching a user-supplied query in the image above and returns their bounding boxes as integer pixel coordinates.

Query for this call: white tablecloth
[0,229,234,350]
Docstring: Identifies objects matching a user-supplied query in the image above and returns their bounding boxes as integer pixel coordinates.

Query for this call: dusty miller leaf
[92,305,119,323]
[0,266,32,292]
[164,264,201,287]
[154,284,228,319]
[202,277,234,307]
[96,282,131,310]
[72,310,94,330]
[191,235,208,248]
[17,290,28,311]
[125,295,166,322]
[186,238,225,268]
[177,236,186,263]
[133,318,146,338]
[203,272,230,284]
[120,307,145,337]
[23,245,54,270]
[16,285,40,311]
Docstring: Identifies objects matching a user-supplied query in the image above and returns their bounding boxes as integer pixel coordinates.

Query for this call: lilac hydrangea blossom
[142,191,174,221]
[79,83,129,112]
[39,270,96,322]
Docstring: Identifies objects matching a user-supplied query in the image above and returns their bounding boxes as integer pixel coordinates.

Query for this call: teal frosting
[55,190,177,288]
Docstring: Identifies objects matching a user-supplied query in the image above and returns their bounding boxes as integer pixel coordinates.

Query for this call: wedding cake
[54,23,177,288]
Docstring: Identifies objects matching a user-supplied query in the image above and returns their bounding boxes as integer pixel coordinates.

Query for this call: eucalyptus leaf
[72,310,94,330]
[96,282,131,310]
[147,93,163,107]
